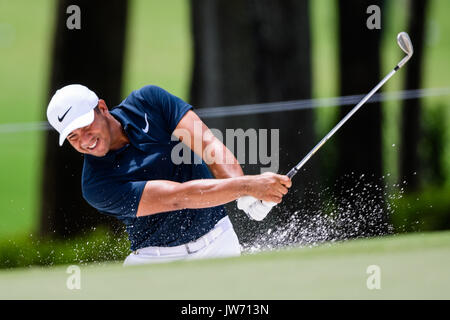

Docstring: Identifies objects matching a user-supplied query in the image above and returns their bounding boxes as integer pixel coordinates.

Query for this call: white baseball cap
[47,84,99,146]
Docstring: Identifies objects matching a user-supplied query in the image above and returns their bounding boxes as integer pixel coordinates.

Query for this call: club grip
[286,168,298,179]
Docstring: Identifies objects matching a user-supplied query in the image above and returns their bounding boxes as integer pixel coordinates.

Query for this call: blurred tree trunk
[40,0,128,237]
[190,0,315,245]
[335,0,390,238]
[400,0,429,191]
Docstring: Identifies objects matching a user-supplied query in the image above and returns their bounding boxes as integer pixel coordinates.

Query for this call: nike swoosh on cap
[58,106,72,122]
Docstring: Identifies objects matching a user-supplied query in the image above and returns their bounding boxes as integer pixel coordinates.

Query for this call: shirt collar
[110,107,147,152]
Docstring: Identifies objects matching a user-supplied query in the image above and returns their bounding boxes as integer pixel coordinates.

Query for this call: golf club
[286,31,414,179]
[246,32,414,215]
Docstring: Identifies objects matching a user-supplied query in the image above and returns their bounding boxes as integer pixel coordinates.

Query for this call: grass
[0,228,130,269]
[391,186,450,232]
[0,231,449,299]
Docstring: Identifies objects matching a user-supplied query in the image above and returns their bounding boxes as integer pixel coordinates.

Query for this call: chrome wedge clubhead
[397,32,414,68]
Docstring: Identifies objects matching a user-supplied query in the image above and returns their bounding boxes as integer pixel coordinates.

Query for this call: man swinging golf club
[47,84,291,265]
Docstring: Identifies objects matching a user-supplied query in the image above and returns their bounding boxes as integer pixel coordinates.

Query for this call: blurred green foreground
[0,230,449,299]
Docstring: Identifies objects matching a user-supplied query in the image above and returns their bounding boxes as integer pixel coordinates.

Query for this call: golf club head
[397,32,414,55]
[397,32,414,68]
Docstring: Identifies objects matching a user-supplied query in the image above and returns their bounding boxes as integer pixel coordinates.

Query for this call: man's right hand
[247,172,291,203]
[237,172,292,221]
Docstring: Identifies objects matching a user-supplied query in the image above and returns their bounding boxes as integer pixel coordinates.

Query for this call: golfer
[47,84,291,265]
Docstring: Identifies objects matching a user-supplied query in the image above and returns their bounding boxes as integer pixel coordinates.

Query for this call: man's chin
[90,149,108,157]
[84,146,108,157]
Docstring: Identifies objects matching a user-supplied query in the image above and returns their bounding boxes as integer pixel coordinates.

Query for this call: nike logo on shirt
[142,113,149,133]
[58,106,72,122]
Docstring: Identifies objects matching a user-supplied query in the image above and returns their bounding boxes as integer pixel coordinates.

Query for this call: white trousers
[123,216,241,266]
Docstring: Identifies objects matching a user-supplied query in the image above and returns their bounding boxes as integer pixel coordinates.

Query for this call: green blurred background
[0,0,449,262]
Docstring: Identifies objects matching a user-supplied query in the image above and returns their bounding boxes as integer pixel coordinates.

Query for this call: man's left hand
[237,196,277,221]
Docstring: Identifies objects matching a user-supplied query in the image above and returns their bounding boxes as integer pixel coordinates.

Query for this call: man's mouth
[87,138,98,151]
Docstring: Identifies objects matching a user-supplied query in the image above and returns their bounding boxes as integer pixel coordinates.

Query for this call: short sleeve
[140,85,192,133]
[82,180,147,219]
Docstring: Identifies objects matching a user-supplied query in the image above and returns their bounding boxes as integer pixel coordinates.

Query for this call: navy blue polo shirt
[81,85,226,250]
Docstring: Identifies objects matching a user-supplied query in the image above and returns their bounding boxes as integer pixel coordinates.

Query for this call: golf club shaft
[286,68,398,179]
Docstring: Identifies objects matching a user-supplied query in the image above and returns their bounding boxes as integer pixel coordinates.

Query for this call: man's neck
[108,115,130,151]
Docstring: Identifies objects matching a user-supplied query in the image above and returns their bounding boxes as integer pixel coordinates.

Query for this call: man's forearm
[174,176,249,209]
[137,172,290,217]
[136,176,250,217]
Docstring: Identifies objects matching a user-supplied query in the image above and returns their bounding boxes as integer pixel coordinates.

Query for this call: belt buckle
[185,244,194,254]
[185,236,207,254]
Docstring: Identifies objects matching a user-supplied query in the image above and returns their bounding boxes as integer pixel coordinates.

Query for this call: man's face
[66,104,111,157]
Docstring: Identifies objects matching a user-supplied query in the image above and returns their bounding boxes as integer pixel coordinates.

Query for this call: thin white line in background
[0,121,51,133]
[0,87,449,134]
[196,87,450,118]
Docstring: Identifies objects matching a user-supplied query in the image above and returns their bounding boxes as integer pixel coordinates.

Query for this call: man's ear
[97,99,109,114]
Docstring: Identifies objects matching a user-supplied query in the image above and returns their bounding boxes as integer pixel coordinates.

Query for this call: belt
[134,216,231,257]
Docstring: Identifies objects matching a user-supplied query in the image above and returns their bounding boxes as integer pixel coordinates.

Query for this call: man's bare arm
[136,173,291,217]
[174,110,244,179]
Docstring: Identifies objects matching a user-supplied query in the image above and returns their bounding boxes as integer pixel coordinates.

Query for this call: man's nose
[80,132,94,148]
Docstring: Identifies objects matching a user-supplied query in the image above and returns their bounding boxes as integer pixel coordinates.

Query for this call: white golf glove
[237,196,277,221]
